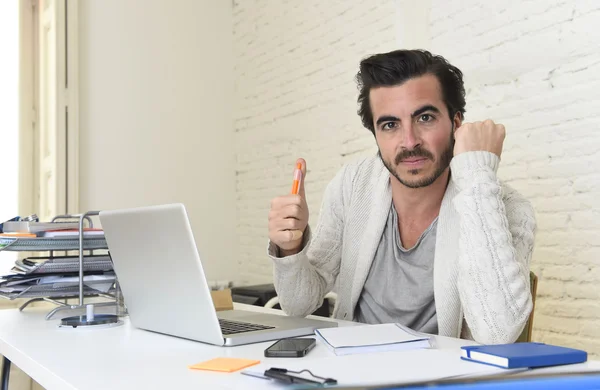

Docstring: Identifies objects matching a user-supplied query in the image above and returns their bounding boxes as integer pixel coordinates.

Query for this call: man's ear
[453,112,463,133]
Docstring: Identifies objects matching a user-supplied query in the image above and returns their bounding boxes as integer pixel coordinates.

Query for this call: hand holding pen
[268,158,309,257]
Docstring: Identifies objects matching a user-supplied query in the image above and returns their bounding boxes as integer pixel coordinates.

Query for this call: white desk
[0,304,597,390]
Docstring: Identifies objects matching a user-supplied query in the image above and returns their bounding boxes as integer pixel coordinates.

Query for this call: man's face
[371,74,457,189]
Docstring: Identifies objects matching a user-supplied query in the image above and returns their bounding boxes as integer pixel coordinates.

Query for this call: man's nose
[401,123,421,150]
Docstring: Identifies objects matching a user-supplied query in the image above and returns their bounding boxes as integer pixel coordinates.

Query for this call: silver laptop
[99,203,336,346]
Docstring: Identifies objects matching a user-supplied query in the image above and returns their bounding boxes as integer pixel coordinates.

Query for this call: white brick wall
[233,0,600,355]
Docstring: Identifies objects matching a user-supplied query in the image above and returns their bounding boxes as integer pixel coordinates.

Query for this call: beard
[379,133,454,189]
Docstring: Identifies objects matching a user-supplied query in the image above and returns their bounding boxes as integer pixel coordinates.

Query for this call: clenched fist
[453,119,505,158]
[268,159,309,257]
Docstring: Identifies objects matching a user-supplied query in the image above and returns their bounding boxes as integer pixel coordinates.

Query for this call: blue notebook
[461,342,587,369]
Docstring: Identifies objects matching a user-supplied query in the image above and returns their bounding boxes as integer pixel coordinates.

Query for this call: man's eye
[418,114,434,122]
[382,122,397,130]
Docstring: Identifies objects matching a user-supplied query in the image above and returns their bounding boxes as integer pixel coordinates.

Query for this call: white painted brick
[541,263,600,283]
[534,313,582,335]
[532,194,596,213]
[532,247,579,267]
[534,213,569,232]
[580,322,600,339]
[535,279,565,299]
[564,283,600,301]
[537,299,600,320]
[570,210,600,230]
[573,248,600,265]
[573,175,600,194]
[528,157,598,180]
[536,331,600,359]
[504,179,571,199]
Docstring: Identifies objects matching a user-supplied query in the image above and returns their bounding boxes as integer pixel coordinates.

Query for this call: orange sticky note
[188,357,260,373]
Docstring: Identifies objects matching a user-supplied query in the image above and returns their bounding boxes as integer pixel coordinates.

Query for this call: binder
[461,342,588,369]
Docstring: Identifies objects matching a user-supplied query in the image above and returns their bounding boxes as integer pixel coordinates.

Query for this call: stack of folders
[315,323,431,356]
[0,255,115,300]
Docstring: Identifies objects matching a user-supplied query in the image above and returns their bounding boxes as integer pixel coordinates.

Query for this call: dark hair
[356,49,466,134]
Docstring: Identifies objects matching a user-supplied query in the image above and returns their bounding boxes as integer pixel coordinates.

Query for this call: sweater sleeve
[267,165,349,317]
[451,151,536,344]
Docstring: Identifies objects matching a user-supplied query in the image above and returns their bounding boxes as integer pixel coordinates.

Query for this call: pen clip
[21,214,39,222]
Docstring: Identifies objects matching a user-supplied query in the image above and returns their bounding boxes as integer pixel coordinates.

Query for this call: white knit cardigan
[268,151,536,344]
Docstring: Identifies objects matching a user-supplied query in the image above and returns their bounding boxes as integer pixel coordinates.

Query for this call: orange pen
[291,162,302,195]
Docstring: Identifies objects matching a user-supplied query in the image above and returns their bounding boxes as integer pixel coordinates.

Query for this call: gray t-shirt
[354,205,438,334]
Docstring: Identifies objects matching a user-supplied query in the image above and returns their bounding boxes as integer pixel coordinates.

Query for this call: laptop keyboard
[218,318,275,335]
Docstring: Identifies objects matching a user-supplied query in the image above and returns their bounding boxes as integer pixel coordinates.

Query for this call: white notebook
[315,323,431,356]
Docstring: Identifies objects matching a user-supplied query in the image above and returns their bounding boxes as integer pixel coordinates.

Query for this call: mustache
[394,147,435,165]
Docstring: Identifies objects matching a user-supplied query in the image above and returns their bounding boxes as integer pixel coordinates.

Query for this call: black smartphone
[264,338,316,358]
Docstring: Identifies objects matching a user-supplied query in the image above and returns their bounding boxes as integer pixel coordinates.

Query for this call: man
[267,49,536,344]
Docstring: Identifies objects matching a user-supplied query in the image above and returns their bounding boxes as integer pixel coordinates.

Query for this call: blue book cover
[461,342,587,369]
